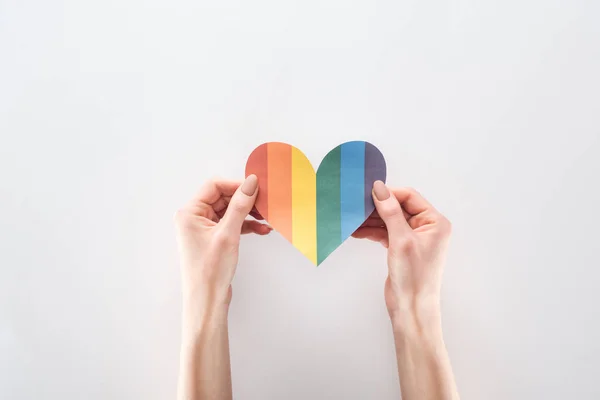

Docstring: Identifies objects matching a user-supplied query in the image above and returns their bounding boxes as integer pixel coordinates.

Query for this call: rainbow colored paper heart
[245,141,386,265]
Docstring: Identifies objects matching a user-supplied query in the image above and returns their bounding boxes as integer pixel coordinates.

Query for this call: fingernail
[373,180,390,201]
[241,174,258,196]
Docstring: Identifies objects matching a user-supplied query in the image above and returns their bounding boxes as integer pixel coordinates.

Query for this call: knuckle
[445,217,453,232]
[204,176,224,191]
[174,209,201,232]
[202,177,218,191]
[380,203,403,219]
[173,209,192,226]
[405,187,419,196]
[391,236,416,254]
[229,198,248,214]
[213,229,236,247]
[438,215,452,236]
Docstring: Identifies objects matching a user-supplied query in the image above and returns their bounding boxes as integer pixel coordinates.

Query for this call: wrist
[181,284,230,338]
[389,293,442,337]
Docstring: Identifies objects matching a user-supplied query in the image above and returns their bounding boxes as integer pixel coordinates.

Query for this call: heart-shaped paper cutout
[245,141,386,266]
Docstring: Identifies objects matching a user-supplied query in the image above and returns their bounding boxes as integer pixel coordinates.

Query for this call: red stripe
[245,143,269,220]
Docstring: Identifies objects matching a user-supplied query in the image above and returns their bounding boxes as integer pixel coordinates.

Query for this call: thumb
[372,180,411,239]
[221,174,259,234]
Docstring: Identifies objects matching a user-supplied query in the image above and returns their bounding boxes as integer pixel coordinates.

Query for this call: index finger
[390,187,435,216]
[186,179,242,215]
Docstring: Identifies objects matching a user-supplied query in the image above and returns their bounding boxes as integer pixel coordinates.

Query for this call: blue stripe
[340,141,365,240]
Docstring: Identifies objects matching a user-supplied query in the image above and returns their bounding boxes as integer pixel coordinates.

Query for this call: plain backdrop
[1,0,599,399]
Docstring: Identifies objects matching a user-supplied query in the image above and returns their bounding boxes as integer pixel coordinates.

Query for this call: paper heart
[245,141,386,266]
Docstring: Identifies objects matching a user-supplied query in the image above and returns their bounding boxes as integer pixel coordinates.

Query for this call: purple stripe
[364,142,387,218]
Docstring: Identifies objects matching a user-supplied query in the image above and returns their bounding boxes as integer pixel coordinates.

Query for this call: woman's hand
[353,181,452,323]
[174,175,271,309]
[353,181,459,400]
[175,175,271,400]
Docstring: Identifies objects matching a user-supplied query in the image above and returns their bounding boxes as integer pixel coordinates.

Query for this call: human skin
[175,176,459,400]
[174,175,269,400]
[352,181,460,400]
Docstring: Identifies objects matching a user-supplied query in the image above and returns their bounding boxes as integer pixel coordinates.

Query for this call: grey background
[1,0,599,399]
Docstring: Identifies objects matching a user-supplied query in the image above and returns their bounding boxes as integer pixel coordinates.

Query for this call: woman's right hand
[352,181,452,325]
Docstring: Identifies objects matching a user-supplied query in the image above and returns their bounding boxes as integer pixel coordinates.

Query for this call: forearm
[177,292,232,400]
[391,301,459,400]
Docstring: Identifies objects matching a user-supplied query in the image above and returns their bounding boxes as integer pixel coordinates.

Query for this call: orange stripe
[245,143,268,220]
[267,143,293,242]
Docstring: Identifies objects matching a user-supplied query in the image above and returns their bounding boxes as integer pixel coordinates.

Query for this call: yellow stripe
[291,147,317,265]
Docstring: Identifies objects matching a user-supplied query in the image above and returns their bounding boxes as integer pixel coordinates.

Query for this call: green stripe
[316,146,341,265]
